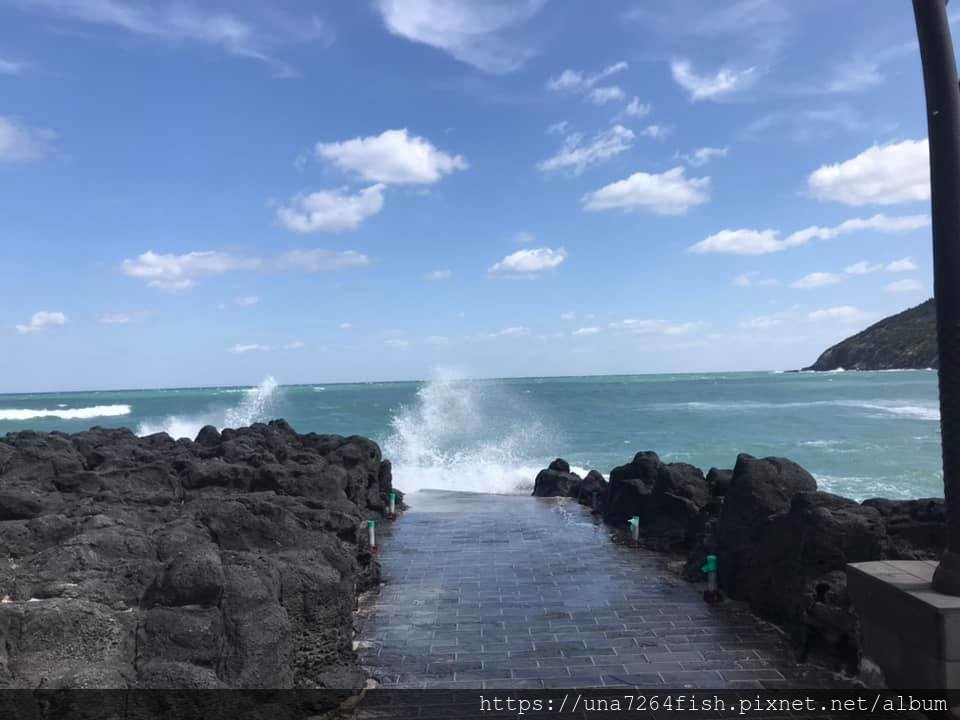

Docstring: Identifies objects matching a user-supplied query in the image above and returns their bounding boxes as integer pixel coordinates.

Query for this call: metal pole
[913,0,960,595]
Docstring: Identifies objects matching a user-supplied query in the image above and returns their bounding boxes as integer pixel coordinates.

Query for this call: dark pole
[914,0,960,595]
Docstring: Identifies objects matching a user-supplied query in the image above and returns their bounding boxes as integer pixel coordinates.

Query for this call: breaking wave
[0,404,131,421]
[138,376,280,440]
[383,371,564,494]
[657,399,940,421]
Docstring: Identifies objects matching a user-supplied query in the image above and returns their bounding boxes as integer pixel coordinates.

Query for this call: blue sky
[0,0,942,391]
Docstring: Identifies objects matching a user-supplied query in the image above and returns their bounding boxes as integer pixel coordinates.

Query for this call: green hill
[803,299,938,371]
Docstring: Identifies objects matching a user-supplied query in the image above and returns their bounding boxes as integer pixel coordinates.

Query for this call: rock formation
[804,298,937,371]
[0,420,393,691]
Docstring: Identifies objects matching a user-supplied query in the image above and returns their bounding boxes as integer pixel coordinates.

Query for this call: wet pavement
[355,491,855,691]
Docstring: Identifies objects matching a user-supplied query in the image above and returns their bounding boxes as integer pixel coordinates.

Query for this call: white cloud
[886,257,917,272]
[548,60,628,94]
[807,306,872,323]
[277,184,385,232]
[122,248,368,291]
[424,269,452,281]
[538,125,634,175]
[15,310,66,335]
[689,213,929,255]
[693,229,780,256]
[489,247,566,276]
[623,97,651,118]
[560,312,576,321]
[807,139,929,206]
[513,231,536,244]
[235,295,260,306]
[677,146,728,167]
[790,272,843,289]
[490,326,529,337]
[17,0,331,76]
[376,0,546,73]
[671,59,756,101]
[885,278,924,294]
[639,124,670,140]
[273,248,370,273]
[98,311,147,324]
[843,261,883,276]
[546,121,570,136]
[740,315,783,330]
[589,85,625,105]
[425,335,449,345]
[0,57,24,75]
[283,340,305,350]
[573,326,601,336]
[733,272,777,287]
[0,116,56,162]
[583,167,710,216]
[339,322,353,330]
[228,343,272,354]
[315,128,467,185]
[610,318,700,336]
[828,57,884,93]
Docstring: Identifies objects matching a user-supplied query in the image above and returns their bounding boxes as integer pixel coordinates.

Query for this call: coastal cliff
[0,420,393,691]
[804,299,937,371]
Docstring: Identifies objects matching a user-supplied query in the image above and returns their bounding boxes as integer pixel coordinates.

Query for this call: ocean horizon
[0,369,943,503]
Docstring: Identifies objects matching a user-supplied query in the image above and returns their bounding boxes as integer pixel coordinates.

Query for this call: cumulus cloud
[733,272,777,287]
[671,59,756,101]
[0,116,56,162]
[677,146,728,167]
[537,125,634,175]
[843,261,883,276]
[490,326,529,337]
[639,124,670,140]
[609,318,700,335]
[589,86,625,105]
[489,247,566,276]
[276,184,385,232]
[807,306,872,323]
[740,315,783,330]
[548,60,628,94]
[98,311,148,324]
[424,269,452,280]
[790,272,844,289]
[885,278,924,293]
[886,257,917,272]
[376,0,546,73]
[689,213,929,255]
[573,326,601,336]
[122,248,369,291]
[15,310,66,335]
[314,129,467,185]
[583,167,710,215]
[623,97,651,118]
[807,139,929,206]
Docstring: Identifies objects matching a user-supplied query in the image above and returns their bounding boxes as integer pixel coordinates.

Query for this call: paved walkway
[355,491,855,693]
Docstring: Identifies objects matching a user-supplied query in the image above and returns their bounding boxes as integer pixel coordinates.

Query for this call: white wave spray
[383,371,566,494]
[0,405,131,421]
[138,376,280,440]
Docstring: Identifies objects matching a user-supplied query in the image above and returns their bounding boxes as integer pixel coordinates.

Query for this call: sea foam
[138,376,280,440]
[383,371,562,494]
[0,405,131,421]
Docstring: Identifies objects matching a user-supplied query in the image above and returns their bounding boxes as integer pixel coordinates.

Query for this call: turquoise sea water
[0,371,943,501]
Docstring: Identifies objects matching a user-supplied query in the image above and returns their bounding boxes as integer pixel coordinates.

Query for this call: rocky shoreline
[533,452,945,675]
[0,420,394,696]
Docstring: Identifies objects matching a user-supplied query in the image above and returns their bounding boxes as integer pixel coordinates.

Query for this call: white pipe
[367,519,377,551]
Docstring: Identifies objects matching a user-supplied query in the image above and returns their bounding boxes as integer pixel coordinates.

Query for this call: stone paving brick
[355,492,860,692]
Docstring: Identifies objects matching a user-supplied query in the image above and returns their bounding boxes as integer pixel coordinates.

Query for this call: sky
[0,0,945,391]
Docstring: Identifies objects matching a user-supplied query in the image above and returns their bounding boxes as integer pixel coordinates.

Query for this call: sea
[0,370,944,502]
